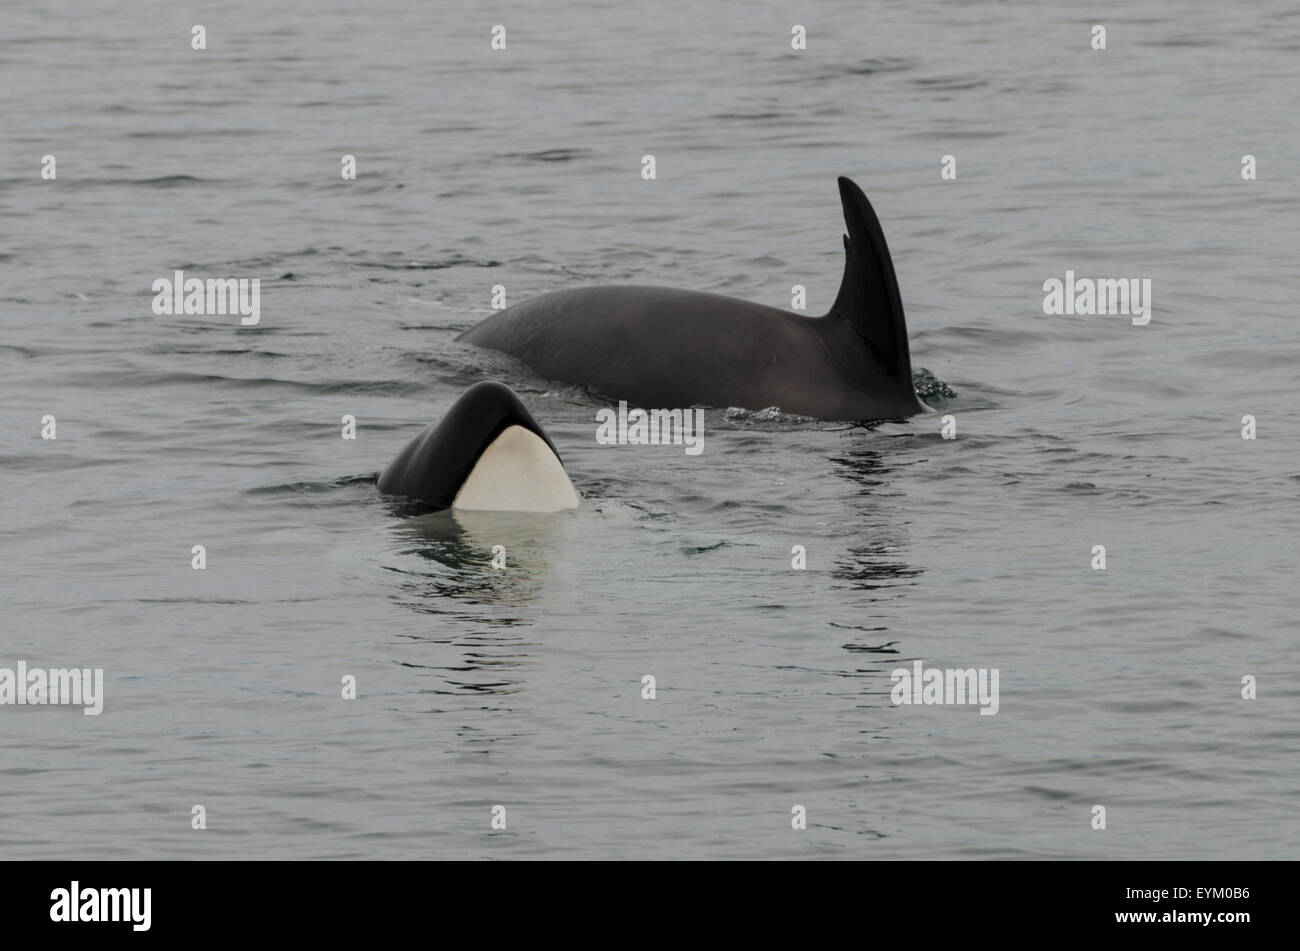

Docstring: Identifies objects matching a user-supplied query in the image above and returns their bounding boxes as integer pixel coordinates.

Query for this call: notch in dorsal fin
[825,177,915,386]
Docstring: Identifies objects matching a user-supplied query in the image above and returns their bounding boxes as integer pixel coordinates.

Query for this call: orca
[458,176,928,422]
[377,381,579,513]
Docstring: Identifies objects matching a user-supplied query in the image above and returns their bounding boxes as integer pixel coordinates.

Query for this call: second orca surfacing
[458,176,929,422]
[378,381,579,513]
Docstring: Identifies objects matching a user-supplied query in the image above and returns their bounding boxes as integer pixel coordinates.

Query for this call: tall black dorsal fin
[825,177,915,385]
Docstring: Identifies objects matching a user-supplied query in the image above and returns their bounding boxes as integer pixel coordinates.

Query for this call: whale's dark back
[458,177,926,421]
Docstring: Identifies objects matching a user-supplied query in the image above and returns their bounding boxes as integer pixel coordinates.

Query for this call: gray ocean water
[2,0,1297,860]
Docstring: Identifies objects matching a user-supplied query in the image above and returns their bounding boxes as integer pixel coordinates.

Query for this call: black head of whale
[457,176,928,422]
[378,381,579,513]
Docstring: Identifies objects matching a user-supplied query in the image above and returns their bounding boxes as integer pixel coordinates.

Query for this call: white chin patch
[451,425,580,513]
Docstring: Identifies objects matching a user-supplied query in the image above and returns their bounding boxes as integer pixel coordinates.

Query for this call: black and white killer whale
[378,380,579,513]
[458,176,929,422]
